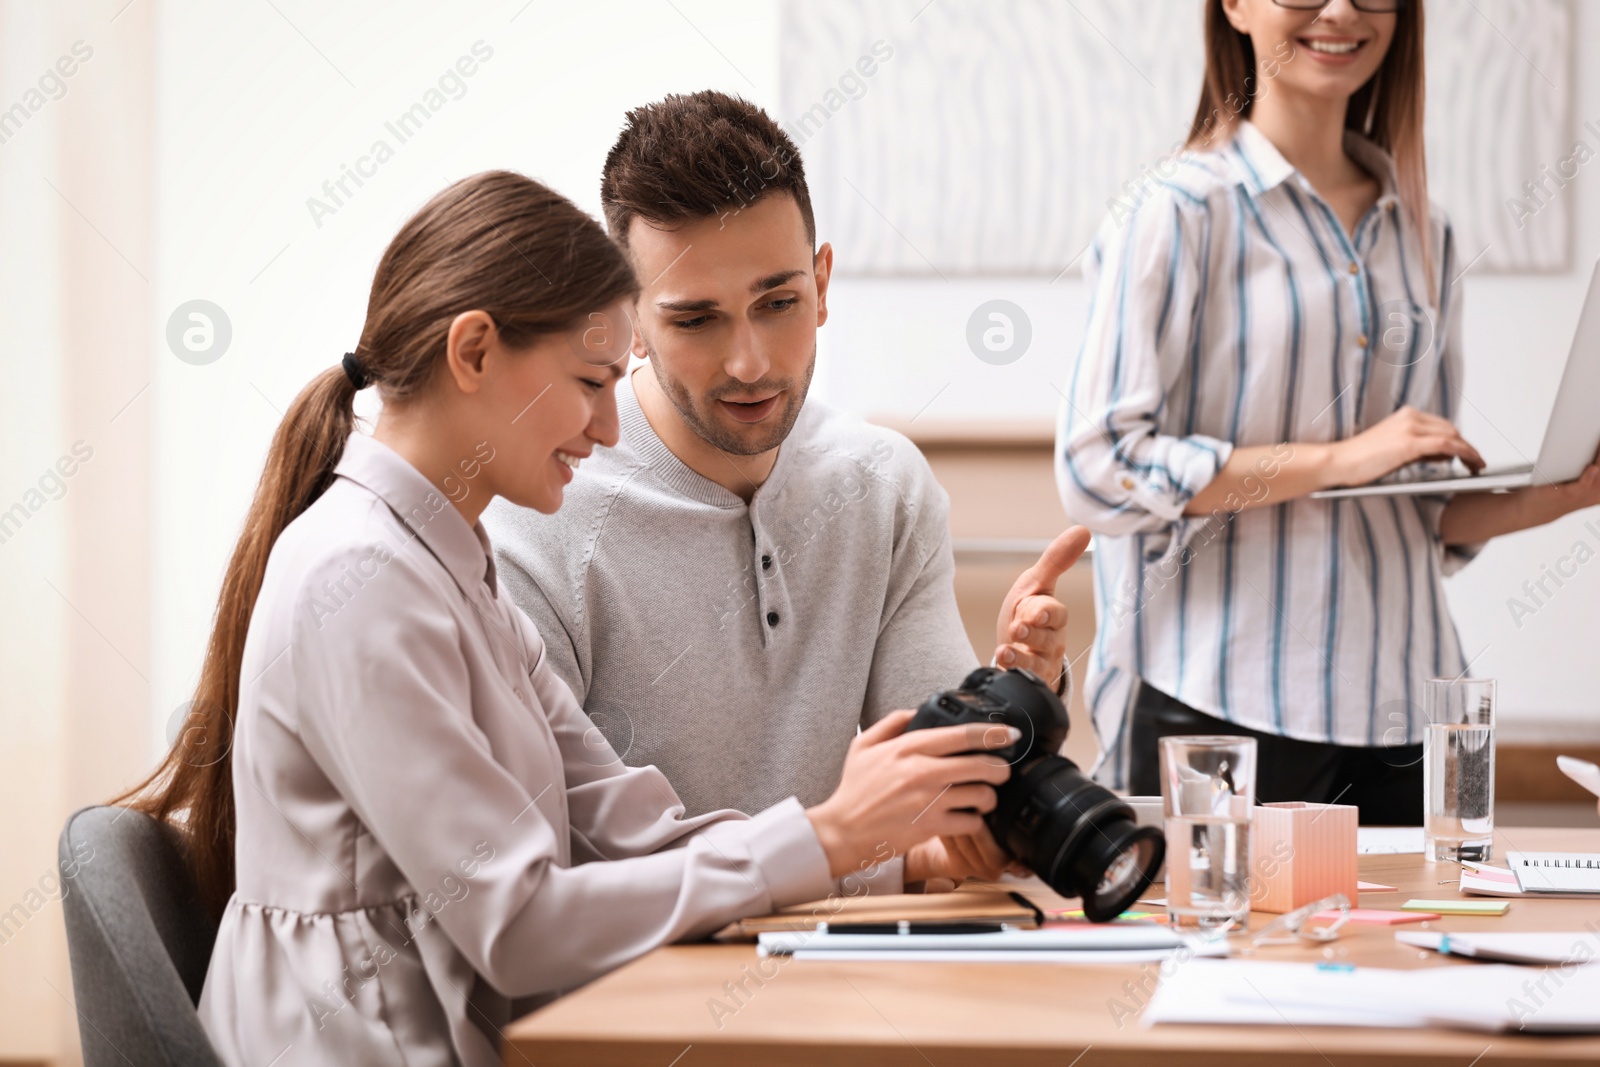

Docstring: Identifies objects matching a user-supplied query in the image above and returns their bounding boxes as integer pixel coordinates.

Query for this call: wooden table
[504,827,1600,1066]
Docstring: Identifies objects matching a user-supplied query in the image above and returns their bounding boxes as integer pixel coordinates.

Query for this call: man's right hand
[805,710,1015,879]
[1329,405,1486,488]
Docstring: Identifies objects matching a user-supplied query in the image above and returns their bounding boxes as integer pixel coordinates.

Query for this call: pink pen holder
[1250,802,1359,914]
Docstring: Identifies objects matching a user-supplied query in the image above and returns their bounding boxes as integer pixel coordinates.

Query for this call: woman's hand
[806,710,1015,879]
[1329,405,1485,488]
[1438,447,1600,545]
[1554,454,1600,513]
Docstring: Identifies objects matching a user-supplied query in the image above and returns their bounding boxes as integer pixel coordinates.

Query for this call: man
[483,91,1087,889]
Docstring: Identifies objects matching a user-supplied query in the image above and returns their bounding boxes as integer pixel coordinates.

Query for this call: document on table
[759,925,1230,964]
[1399,930,1600,967]
[1145,959,1600,1033]
[1357,826,1425,854]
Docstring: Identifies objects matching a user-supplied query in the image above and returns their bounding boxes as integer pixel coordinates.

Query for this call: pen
[819,921,1011,935]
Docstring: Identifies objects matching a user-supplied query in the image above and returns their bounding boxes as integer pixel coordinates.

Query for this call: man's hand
[905,826,1027,889]
[993,526,1092,689]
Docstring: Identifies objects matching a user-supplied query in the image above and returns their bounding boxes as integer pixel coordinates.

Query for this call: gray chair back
[58,805,224,1067]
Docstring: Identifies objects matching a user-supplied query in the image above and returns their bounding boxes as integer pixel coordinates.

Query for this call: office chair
[58,805,224,1067]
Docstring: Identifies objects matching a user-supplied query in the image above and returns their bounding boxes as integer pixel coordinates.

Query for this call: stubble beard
[643,340,816,458]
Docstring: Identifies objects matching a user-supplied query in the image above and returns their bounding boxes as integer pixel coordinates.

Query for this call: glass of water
[1160,735,1256,930]
[1424,677,1496,863]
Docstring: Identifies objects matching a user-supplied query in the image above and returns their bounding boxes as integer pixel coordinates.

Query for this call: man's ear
[445,310,497,395]
[629,296,650,361]
[814,242,834,328]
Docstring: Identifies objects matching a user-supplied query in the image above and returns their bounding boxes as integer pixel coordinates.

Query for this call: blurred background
[2,0,1597,1060]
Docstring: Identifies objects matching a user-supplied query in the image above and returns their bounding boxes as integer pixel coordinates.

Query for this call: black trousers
[1127,683,1424,826]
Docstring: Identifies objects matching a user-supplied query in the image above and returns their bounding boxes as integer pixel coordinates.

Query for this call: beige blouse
[197,432,837,1067]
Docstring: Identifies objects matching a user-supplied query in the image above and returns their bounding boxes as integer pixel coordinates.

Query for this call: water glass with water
[1160,735,1257,930]
[1424,677,1496,863]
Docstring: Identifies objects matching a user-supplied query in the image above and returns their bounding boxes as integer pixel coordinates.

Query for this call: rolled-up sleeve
[1057,192,1233,535]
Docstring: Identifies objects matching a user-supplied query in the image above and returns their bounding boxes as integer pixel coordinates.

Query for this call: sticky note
[1046,909,1163,923]
[1401,899,1510,915]
[1357,880,1396,892]
[1316,908,1437,924]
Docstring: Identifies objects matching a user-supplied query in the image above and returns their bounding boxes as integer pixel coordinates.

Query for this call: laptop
[1312,256,1600,500]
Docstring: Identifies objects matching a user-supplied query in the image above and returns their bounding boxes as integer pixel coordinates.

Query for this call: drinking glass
[1424,677,1496,863]
[1160,736,1257,930]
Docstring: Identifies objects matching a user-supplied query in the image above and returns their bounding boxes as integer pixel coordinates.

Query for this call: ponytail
[116,170,638,917]
[116,366,358,915]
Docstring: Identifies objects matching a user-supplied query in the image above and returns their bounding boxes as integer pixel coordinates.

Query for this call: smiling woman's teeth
[556,452,582,469]
[1305,39,1361,54]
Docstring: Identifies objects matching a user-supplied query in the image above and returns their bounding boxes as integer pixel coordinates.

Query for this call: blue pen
[1315,962,1356,972]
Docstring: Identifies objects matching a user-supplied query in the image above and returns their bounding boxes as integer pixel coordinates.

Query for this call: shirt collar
[1228,119,1401,209]
[333,432,499,596]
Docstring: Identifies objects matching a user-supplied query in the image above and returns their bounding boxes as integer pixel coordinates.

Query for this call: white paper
[1357,826,1425,854]
[1145,959,1600,1033]
[1399,930,1600,967]
[784,943,1230,964]
[759,925,1210,956]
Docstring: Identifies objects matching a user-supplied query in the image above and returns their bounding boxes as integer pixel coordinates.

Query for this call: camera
[905,667,1164,921]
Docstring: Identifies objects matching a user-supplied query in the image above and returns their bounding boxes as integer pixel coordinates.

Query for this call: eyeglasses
[1250,893,1352,946]
[1273,0,1407,12]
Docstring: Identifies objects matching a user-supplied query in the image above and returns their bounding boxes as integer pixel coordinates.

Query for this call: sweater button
[1347,261,1360,275]
[766,611,780,627]
[761,554,772,570]
[1120,475,1136,490]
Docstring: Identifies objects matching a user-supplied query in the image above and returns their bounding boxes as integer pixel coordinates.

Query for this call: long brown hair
[1187,0,1433,290]
[117,171,638,916]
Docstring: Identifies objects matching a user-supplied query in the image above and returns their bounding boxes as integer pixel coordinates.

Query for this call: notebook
[730,886,1042,936]
[1508,851,1600,894]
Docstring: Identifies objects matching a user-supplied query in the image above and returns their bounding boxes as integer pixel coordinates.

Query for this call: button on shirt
[1057,121,1481,789]
[484,375,985,821]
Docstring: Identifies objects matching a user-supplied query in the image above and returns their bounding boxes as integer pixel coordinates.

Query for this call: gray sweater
[483,376,981,819]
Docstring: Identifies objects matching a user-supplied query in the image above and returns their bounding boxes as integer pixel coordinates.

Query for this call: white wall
[153,0,1600,775]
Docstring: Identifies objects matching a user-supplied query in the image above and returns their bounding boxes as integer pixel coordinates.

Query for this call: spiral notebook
[1508,851,1600,894]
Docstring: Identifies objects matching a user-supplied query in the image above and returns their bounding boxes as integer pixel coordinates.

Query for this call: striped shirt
[1057,120,1481,790]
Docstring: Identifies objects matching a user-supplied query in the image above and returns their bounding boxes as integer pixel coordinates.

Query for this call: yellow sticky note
[1402,899,1510,915]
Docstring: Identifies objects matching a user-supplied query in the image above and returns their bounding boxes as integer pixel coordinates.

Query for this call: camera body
[905,666,1164,922]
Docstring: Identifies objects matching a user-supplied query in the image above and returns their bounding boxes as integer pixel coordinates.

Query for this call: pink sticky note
[1314,908,1438,925]
[1357,881,1396,892]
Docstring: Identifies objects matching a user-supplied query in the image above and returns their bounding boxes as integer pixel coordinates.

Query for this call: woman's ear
[444,310,498,395]
[1220,0,1252,35]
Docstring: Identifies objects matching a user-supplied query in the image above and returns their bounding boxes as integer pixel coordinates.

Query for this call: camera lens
[1002,756,1165,921]
[904,667,1165,922]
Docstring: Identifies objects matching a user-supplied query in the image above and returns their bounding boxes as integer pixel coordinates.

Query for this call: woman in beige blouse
[119,171,1014,1066]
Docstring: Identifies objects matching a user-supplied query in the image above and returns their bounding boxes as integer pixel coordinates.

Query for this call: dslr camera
[905,666,1163,921]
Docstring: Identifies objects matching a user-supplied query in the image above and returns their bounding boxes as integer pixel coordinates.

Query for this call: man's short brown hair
[601,91,816,251]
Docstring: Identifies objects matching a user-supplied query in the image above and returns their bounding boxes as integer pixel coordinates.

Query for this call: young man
[483,91,1087,888]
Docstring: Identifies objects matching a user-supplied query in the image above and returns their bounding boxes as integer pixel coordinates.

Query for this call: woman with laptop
[117,172,1015,1067]
[1058,0,1600,821]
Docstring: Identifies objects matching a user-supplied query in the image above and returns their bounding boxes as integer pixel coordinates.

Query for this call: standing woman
[119,172,1012,1066]
[1058,0,1600,821]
